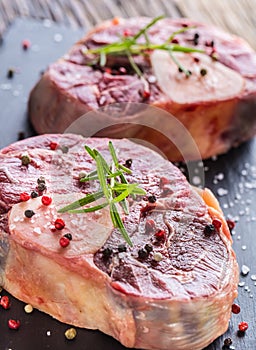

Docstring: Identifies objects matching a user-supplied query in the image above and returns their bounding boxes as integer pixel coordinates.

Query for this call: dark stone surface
[0,18,255,350]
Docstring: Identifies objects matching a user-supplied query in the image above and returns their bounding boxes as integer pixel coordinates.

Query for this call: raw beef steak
[28,17,256,160]
[0,134,238,350]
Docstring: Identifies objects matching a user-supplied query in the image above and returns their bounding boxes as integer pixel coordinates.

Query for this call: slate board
[0,18,256,350]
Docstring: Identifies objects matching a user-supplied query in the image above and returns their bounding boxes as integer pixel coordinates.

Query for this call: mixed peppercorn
[20,175,71,249]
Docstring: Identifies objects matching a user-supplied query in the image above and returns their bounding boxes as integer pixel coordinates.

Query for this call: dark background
[0,18,256,350]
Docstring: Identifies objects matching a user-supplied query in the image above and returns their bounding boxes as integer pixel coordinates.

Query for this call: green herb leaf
[132,15,165,41]
[108,141,119,167]
[59,142,147,246]
[165,26,196,44]
[112,184,137,203]
[58,191,104,213]
[110,203,133,246]
[67,202,109,214]
[100,51,107,66]
[84,145,97,159]
[118,164,132,174]
[168,50,191,77]
[84,16,205,78]
[95,154,111,201]
[80,170,123,182]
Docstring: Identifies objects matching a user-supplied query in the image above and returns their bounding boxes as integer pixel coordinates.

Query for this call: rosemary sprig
[83,16,204,79]
[59,142,147,246]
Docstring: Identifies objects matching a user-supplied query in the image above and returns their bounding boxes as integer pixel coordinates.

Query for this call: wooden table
[0,0,256,49]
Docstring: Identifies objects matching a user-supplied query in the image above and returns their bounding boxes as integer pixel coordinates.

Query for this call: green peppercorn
[61,145,69,154]
[21,155,31,166]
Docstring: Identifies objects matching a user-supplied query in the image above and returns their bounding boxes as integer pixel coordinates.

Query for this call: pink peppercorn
[238,322,248,332]
[212,219,222,230]
[54,218,65,230]
[22,39,31,50]
[50,141,58,150]
[41,196,52,206]
[143,90,150,99]
[8,319,21,330]
[20,192,30,202]
[155,229,166,241]
[59,236,70,248]
[145,219,156,233]
[0,295,10,309]
[232,303,241,314]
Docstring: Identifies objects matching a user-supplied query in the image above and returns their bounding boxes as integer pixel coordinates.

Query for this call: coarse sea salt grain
[43,19,52,27]
[217,188,228,196]
[192,176,201,185]
[33,227,42,235]
[54,33,63,42]
[1,83,12,90]
[251,275,256,281]
[148,75,157,83]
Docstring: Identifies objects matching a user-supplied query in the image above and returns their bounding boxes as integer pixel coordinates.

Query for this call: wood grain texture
[0,0,255,48]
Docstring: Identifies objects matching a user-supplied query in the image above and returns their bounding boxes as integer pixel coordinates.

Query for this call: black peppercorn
[193,33,199,45]
[38,183,47,192]
[125,159,133,168]
[24,210,35,218]
[7,68,14,79]
[138,248,148,260]
[31,191,39,198]
[37,176,46,184]
[200,68,207,76]
[64,233,73,241]
[118,244,127,253]
[145,244,153,253]
[102,247,112,259]
[237,330,245,337]
[223,338,232,346]
[204,224,216,237]
[148,195,156,203]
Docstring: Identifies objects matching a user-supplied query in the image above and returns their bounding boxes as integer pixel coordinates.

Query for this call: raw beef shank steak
[0,134,238,350]
[28,17,256,160]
